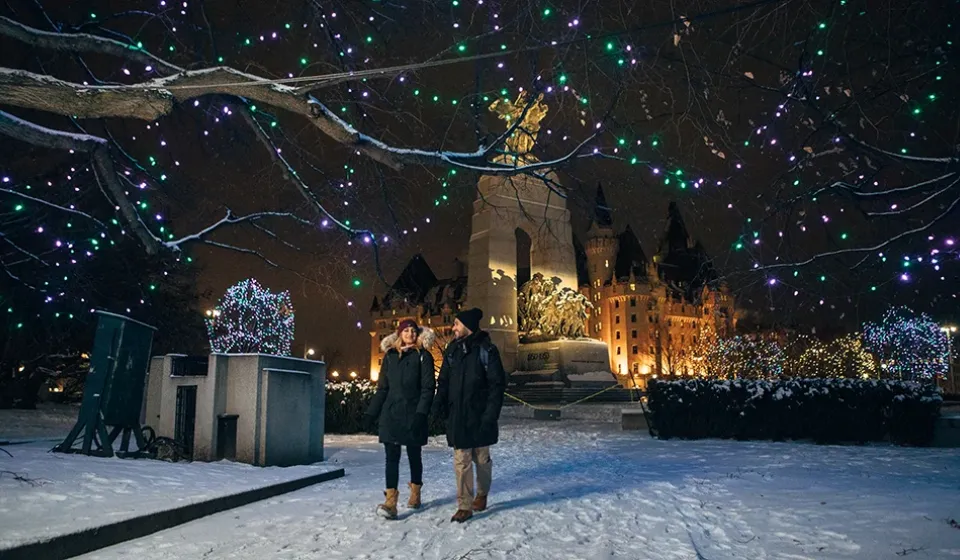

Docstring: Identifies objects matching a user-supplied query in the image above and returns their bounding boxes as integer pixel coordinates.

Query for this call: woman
[364,319,436,519]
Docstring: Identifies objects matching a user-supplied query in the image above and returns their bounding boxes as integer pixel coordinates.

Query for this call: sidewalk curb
[0,467,345,560]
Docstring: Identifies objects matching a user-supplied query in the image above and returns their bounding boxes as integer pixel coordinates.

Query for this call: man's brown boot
[450,509,473,523]
[377,489,399,519]
[472,493,487,512]
[408,483,422,509]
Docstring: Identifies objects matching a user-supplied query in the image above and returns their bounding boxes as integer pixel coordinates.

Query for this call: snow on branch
[163,209,314,250]
[0,15,183,75]
[0,60,599,174]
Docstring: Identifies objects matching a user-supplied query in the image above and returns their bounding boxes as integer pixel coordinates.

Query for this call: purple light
[947,239,955,246]
[321,219,329,227]
[768,278,777,285]
[900,273,910,282]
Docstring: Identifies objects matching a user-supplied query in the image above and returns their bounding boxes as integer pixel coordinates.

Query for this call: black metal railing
[171,355,209,377]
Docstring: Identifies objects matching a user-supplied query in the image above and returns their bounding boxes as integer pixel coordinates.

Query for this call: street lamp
[940,326,956,391]
[349,371,357,379]
[304,347,316,359]
[331,370,340,378]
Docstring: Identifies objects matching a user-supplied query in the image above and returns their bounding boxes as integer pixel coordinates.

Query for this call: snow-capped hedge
[647,378,942,446]
[325,380,377,434]
[324,379,445,436]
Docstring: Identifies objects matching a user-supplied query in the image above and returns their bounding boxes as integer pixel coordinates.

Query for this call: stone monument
[465,93,613,385]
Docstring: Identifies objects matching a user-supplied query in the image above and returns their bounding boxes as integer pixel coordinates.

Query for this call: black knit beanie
[455,307,483,333]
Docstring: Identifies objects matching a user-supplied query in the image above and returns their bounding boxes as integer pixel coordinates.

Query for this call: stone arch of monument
[466,173,578,370]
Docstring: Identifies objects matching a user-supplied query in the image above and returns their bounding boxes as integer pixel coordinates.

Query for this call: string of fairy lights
[205,278,295,355]
[1,0,956,343]
[669,307,948,381]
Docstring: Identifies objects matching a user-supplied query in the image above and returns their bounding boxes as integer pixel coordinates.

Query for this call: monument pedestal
[511,339,615,387]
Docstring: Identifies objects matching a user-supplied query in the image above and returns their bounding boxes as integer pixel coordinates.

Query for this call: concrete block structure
[143,353,326,467]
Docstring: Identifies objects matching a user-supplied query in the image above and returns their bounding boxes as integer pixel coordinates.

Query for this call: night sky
[1,0,957,373]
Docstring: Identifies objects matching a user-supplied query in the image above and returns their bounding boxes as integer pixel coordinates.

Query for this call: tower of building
[583,184,618,289]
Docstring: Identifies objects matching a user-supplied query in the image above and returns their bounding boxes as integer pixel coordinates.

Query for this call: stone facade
[581,187,738,387]
[143,353,326,466]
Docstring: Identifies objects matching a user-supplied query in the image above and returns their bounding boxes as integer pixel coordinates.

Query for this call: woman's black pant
[384,443,423,489]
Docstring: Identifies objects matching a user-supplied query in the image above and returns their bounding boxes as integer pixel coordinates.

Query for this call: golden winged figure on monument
[488,92,549,160]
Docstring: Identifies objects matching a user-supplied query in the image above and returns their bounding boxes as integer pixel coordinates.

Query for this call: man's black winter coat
[432,331,507,449]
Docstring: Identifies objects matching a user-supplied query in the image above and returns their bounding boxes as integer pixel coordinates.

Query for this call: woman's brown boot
[408,483,422,509]
[377,489,399,519]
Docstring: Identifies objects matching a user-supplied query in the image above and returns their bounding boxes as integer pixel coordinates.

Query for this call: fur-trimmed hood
[380,326,436,353]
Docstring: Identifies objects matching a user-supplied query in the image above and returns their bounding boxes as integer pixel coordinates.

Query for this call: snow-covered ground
[62,421,960,559]
[0,442,338,549]
[0,402,80,441]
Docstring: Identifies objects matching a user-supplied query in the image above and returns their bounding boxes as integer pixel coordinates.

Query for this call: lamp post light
[940,326,956,391]
[349,371,357,379]
[304,347,316,359]
[331,370,340,379]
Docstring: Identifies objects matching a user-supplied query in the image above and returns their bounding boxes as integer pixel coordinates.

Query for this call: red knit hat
[397,319,420,336]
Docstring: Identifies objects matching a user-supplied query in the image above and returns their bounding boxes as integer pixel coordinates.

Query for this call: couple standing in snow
[364,307,507,523]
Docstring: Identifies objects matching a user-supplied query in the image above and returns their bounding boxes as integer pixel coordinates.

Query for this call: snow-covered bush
[324,379,446,436]
[325,380,377,434]
[647,378,941,446]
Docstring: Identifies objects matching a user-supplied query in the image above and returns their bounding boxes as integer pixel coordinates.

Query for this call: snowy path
[77,422,960,559]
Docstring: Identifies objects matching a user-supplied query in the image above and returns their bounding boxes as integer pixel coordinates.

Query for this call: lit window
[605,259,609,268]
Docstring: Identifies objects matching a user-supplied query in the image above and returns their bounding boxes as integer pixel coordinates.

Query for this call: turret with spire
[584,183,618,287]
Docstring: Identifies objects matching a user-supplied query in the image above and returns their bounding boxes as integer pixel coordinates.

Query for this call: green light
[451,99,458,105]
[137,42,143,49]
[841,233,848,240]
[618,138,626,145]
[543,8,551,16]
[651,139,659,147]
[630,157,638,164]
[793,271,799,277]
[559,74,567,83]
[149,284,156,290]
[14,204,23,211]
[285,23,291,29]
[169,45,175,52]
[245,38,251,45]
[928,94,936,101]
[819,276,826,282]
[816,49,824,56]
[16,323,22,329]
[580,97,588,104]
[501,44,507,51]
[606,42,614,51]
[735,243,744,250]
[818,22,825,29]
[674,169,683,176]
[271,121,278,127]
[501,89,508,95]
[250,105,257,112]
[458,44,466,52]
[744,140,750,146]
[414,89,420,96]
[217,56,224,63]
[871,286,877,291]
[366,36,373,43]
[90,13,97,19]
[352,279,361,287]
[432,95,439,102]
[344,220,351,226]
[300,57,308,65]
[913,107,921,115]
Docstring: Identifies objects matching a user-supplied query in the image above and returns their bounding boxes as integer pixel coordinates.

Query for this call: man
[432,307,507,523]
